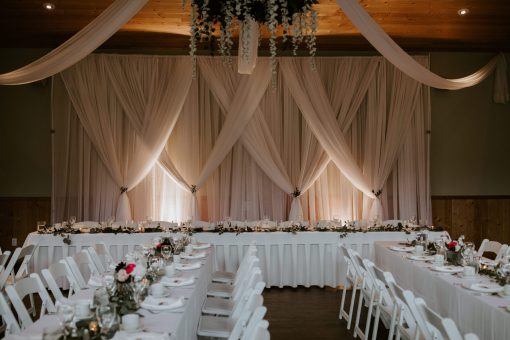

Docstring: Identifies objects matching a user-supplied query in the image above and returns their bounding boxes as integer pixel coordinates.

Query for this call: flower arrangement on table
[109,262,138,316]
[444,235,465,266]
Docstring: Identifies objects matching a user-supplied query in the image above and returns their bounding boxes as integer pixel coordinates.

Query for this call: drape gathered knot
[291,188,301,198]
[190,185,198,194]
[120,186,128,194]
[372,189,382,199]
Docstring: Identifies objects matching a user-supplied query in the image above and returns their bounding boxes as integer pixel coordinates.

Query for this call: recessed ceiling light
[43,2,55,11]
[457,8,469,16]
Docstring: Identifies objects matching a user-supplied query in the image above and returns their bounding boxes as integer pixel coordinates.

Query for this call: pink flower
[116,269,129,282]
[126,263,136,274]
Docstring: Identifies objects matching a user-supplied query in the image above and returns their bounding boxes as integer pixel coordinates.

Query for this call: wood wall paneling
[0,197,51,252]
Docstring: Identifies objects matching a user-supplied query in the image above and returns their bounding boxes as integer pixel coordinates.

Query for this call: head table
[374,241,510,340]
[24,230,445,289]
[5,247,214,340]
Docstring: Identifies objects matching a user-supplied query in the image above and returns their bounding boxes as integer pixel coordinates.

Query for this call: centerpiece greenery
[110,262,138,316]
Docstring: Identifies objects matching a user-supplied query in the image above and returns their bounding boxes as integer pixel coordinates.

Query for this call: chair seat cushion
[197,315,235,338]
[207,282,235,298]
[212,271,235,283]
[202,297,235,316]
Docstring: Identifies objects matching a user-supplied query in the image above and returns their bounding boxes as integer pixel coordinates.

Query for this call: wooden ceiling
[0,0,509,51]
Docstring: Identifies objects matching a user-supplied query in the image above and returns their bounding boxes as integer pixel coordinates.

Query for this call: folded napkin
[180,252,206,260]
[141,296,184,311]
[175,262,201,271]
[389,246,414,252]
[87,274,103,287]
[160,276,195,287]
[192,243,211,250]
[113,331,170,340]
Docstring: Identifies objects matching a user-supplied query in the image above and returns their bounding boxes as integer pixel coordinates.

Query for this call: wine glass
[102,275,116,296]
[69,216,77,225]
[149,256,161,274]
[96,304,118,338]
[161,245,172,264]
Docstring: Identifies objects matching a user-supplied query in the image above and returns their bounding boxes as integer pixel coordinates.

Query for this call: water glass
[96,304,119,338]
[42,326,65,340]
[161,245,172,263]
[93,287,110,308]
[56,302,75,334]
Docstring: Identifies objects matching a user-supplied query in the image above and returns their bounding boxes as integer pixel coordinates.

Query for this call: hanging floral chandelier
[184,0,318,78]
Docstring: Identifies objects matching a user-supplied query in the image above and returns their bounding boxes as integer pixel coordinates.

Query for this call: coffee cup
[414,245,424,255]
[173,254,181,263]
[463,266,475,277]
[433,254,444,265]
[121,314,140,332]
[74,300,90,318]
[165,264,176,277]
[504,284,510,296]
[151,283,165,298]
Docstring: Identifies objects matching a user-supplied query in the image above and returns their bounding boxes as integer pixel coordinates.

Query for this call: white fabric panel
[0,0,148,85]
[336,0,509,102]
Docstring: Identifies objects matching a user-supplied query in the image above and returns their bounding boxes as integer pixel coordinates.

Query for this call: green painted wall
[0,49,508,197]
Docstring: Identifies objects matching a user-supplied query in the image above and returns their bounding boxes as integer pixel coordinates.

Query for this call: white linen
[24,231,443,289]
[60,55,191,221]
[336,0,509,103]
[375,241,510,340]
[0,0,148,85]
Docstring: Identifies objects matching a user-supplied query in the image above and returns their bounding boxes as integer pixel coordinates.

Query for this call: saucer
[120,324,143,333]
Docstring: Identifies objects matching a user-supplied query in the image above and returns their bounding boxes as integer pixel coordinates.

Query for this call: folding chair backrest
[229,295,264,340]
[496,244,508,261]
[0,250,11,269]
[6,273,56,329]
[243,320,270,340]
[403,293,435,340]
[413,297,464,340]
[72,250,99,281]
[234,256,259,286]
[15,244,37,280]
[387,279,418,332]
[0,292,21,335]
[242,306,268,340]
[477,239,503,257]
[0,247,21,289]
[94,243,115,269]
[87,247,106,274]
[233,267,262,302]
[64,256,88,289]
[42,260,80,302]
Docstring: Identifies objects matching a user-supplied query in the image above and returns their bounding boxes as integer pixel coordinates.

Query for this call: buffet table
[24,231,445,288]
[374,241,510,340]
[5,247,214,340]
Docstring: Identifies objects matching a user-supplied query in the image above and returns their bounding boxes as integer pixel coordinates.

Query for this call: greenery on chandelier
[185,0,319,76]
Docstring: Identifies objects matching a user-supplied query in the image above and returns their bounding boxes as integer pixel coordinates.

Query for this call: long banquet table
[374,241,510,340]
[24,231,445,289]
[5,246,214,340]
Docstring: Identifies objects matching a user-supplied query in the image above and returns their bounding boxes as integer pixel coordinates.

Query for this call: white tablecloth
[374,241,510,340]
[5,248,214,340]
[24,231,444,288]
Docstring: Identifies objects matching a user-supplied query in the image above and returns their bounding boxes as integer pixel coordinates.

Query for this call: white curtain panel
[59,55,191,221]
[336,0,509,103]
[52,55,431,224]
[0,0,148,85]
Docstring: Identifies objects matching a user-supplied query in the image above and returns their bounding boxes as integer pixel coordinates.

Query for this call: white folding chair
[241,306,268,340]
[0,250,11,271]
[69,250,100,282]
[203,280,265,317]
[41,260,81,302]
[368,264,399,340]
[197,293,264,339]
[5,273,56,330]
[495,244,508,261]
[351,252,376,339]
[207,257,260,298]
[386,274,420,340]
[212,245,257,284]
[477,239,504,258]
[338,244,361,330]
[242,320,270,340]
[14,244,37,281]
[64,256,89,289]
[0,292,21,335]
[0,247,22,289]
[93,243,115,270]
[86,247,106,274]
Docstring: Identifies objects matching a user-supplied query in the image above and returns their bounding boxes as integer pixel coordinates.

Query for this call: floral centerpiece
[110,262,138,315]
[445,235,465,266]
[154,237,175,256]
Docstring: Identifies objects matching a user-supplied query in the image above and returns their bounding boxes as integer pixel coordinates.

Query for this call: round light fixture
[43,2,55,10]
[457,8,469,16]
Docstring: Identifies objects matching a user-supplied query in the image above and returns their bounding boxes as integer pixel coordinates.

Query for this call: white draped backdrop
[51,54,431,225]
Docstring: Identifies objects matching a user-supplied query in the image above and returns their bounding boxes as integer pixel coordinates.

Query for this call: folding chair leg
[347,281,358,330]
[388,306,397,340]
[29,293,36,317]
[339,286,348,320]
[363,290,376,339]
[354,291,364,338]
[372,305,381,340]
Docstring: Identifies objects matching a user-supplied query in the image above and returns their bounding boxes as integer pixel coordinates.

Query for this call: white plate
[462,282,504,293]
[120,324,144,333]
[480,259,497,266]
[430,265,463,273]
[389,246,414,252]
[457,273,478,280]
[141,296,184,311]
[192,243,211,250]
[175,263,201,271]
[181,252,206,260]
[408,255,434,261]
[160,276,194,287]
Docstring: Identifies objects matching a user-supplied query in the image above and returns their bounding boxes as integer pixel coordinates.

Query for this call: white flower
[455,245,461,252]
[116,269,130,282]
